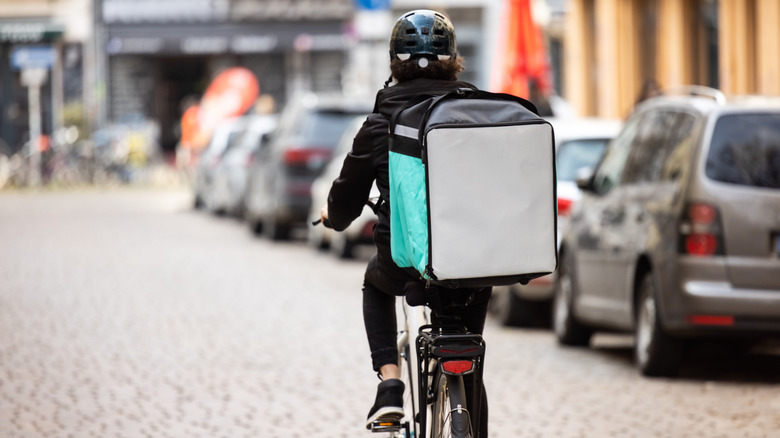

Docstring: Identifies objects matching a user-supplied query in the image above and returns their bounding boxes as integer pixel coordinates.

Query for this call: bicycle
[313,211,488,438]
[371,288,487,438]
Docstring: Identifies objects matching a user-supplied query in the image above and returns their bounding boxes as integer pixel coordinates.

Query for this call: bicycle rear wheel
[430,372,472,438]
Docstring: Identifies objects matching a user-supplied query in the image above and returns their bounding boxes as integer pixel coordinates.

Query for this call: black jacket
[327,78,475,295]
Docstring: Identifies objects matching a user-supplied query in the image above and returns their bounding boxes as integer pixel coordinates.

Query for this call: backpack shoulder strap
[388,94,437,131]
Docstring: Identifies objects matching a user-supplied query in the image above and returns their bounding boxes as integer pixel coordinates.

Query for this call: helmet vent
[405,28,416,34]
[406,41,416,47]
[434,29,444,36]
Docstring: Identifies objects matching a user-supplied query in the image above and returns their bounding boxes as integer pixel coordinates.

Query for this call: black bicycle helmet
[389,10,457,62]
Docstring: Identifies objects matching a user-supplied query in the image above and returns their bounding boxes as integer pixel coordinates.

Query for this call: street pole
[22,68,47,187]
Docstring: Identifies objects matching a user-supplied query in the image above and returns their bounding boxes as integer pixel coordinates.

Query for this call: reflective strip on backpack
[394,124,419,140]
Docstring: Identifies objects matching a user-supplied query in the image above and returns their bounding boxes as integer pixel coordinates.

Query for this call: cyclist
[319,9,492,435]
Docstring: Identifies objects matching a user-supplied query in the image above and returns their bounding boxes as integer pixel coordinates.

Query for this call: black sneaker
[365,378,405,429]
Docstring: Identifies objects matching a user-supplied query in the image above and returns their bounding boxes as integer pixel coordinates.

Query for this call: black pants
[362,277,492,437]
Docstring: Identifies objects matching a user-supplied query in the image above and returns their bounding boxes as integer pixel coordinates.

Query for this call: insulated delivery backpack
[387,87,557,288]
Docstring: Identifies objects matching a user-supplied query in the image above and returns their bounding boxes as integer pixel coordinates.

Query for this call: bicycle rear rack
[415,325,486,438]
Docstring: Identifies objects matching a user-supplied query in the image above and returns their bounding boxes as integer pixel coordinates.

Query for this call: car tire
[330,233,355,259]
[249,219,263,236]
[263,215,291,241]
[634,273,684,377]
[308,225,329,251]
[553,251,593,346]
[490,286,545,327]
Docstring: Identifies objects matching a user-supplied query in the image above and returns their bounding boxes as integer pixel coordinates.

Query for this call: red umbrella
[494,0,552,99]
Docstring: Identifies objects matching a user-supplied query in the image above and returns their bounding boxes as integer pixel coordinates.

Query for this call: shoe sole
[365,406,405,429]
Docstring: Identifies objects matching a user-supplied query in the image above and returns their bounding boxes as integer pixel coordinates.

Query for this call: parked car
[193,117,246,210]
[553,87,780,376]
[308,115,379,259]
[244,93,373,240]
[209,114,277,217]
[490,117,622,327]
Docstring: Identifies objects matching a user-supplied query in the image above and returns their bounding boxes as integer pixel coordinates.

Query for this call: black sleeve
[326,115,381,231]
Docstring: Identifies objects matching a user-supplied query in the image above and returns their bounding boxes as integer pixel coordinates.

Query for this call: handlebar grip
[311,218,333,228]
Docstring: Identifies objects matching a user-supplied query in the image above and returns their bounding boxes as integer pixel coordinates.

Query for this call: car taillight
[557,197,573,216]
[245,151,256,168]
[679,202,724,257]
[441,360,474,375]
[686,315,734,326]
[360,221,376,237]
[283,148,331,168]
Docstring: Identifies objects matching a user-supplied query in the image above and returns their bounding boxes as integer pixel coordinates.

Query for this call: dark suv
[244,93,372,240]
[554,87,780,376]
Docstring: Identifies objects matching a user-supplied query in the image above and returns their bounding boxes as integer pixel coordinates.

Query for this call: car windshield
[706,113,780,189]
[556,139,610,181]
[297,110,364,149]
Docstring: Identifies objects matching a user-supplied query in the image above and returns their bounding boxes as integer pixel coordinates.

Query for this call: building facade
[0,0,90,155]
[97,0,357,153]
[563,0,780,119]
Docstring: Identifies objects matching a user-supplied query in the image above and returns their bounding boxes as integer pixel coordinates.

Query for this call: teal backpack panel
[388,150,429,275]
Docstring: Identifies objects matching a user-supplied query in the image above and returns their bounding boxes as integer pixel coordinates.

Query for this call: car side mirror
[574,167,595,192]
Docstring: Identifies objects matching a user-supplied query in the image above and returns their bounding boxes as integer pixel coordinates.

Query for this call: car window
[705,113,780,189]
[659,113,696,182]
[556,139,610,181]
[622,111,696,184]
[592,112,644,194]
[297,110,364,149]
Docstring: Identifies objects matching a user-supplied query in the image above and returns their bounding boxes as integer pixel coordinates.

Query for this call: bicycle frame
[393,298,486,438]
[396,299,428,438]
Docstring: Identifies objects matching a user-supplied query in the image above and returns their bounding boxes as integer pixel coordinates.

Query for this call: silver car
[308,115,379,259]
[193,117,247,210]
[243,93,373,240]
[554,88,780,376]
[209,114,277,217]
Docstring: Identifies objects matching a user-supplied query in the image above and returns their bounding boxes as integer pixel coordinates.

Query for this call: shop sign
[106,21,346,55]
[0,22,64,43]
[354,0,390,10]
[102,0,353,23]
[11,45,56,71]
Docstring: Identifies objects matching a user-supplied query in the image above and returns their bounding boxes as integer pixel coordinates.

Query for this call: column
[755,0,780,95]
[564,0,595,116]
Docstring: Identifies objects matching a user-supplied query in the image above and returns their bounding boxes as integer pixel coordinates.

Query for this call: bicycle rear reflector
[441,360,474,375]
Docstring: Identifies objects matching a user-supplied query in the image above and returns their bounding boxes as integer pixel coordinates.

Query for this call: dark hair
[390,57,465,83]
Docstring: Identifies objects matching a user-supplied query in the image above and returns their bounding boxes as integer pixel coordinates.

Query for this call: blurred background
[0,0,776,189]
[2,4,779,435]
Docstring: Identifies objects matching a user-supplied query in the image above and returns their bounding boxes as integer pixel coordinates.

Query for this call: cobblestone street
[1,188,779,438]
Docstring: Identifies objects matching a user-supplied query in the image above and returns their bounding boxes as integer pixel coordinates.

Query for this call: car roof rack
[661,85,726,105]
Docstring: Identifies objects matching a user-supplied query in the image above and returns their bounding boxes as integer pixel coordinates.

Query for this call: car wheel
[490,286,542,327]
[263,215,291,241]
[330,233,355,259]
[553,251,592,346]
[249,219,263,236]
[634,273,684,377]
[308,225,329,250]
